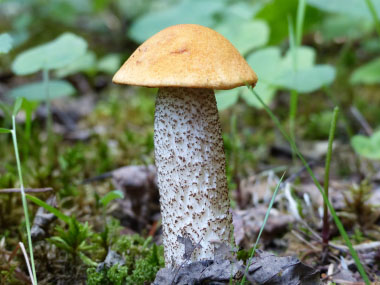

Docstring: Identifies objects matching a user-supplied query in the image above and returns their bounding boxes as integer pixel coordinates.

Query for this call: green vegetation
[87,235,164,285]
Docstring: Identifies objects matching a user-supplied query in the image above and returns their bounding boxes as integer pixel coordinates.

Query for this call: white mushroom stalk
[154,87,232,266]
[112,24,257,268]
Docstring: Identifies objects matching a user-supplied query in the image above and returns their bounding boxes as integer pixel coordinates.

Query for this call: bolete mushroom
[113,24,257,267]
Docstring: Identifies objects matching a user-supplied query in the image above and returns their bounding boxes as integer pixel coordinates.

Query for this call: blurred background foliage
[0,0,379,195]
[0,0,379,200]
[1,0,379,108]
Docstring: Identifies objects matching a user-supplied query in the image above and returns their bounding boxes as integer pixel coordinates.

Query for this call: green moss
[125,243,164,284]
[86,237,164,285]
[87,265,129,285]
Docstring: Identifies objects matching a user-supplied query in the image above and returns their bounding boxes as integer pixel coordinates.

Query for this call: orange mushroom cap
[113,24,257,90]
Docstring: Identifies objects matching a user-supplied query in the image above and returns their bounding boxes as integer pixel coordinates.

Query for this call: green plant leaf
[275,65,336,93]
[0,128,12,134]
[0,102,11,121]
[100,190,125,207]
[282,46,316,69]
[21,99,40,115]
[256,0,322,44]
[308,0,380,19]
[216,47,282,110]
[351,130,380,160]
[12,33,87,75]
[0,33,13,54]
[49,236,73,253]
[55,51,97,78]
[216,89,240,110]
[9,80,75,101]
[12,97,24,116]
[319,15,373,41]
[247,47,284,79]
[247,46,335,94]
[222,1,263,20]
[243,48,283,108]
[350,57,380,85]
[240,82,276,108]
[215,19,269,55]
[79,252,98,267]
[97,54,122,74]
[217,46,322,110]
[26,194,70,224]
[129,0,226,43]
[220,46,336,109]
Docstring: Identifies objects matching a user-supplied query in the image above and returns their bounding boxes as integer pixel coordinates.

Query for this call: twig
[329,241,380,254]
[284,160,320,184]
[82,171,113,184]
[350,106,373,135]
[0,187,53,193]
[330,280,365,285]
[299,220,323,241]
[291,230,319,251]
[148,220,158,237]
[296,222,380,254]
[292,228,341,264]
[7,243,21,263]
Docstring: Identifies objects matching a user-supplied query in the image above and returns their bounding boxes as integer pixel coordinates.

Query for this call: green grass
[322,107,339,250]
[9,98,37,284]
[364,0,380,37]
[288,16,299,144]
[288,0,307,144]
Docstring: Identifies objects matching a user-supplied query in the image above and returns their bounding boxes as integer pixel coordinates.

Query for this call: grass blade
[288,16,299,145]
[296,0,307,46]
[241,172,286,284]
[26,194,70,224]
[99,189,124,208]
[364,0,380,37]
[288,16,297,70]
[322,107,339,249]
[11,116,37,284]
[12,97,23,116]
[0,128,12,134]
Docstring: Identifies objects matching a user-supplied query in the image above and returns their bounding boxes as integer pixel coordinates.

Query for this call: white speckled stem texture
[154,87,233,267]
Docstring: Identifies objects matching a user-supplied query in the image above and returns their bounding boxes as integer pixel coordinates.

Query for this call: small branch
[0,187,53,193]
[285,160,319,184]
[329,241,380,254]
[350,106,373,135]
[291,230,319,251]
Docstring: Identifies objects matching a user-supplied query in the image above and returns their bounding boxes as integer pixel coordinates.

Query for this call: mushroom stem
[154,87,233,267]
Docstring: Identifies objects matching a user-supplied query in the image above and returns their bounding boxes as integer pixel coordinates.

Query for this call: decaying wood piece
[0,187,53,194]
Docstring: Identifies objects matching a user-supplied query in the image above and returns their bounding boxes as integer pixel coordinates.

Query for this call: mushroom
[113,24,257,267]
